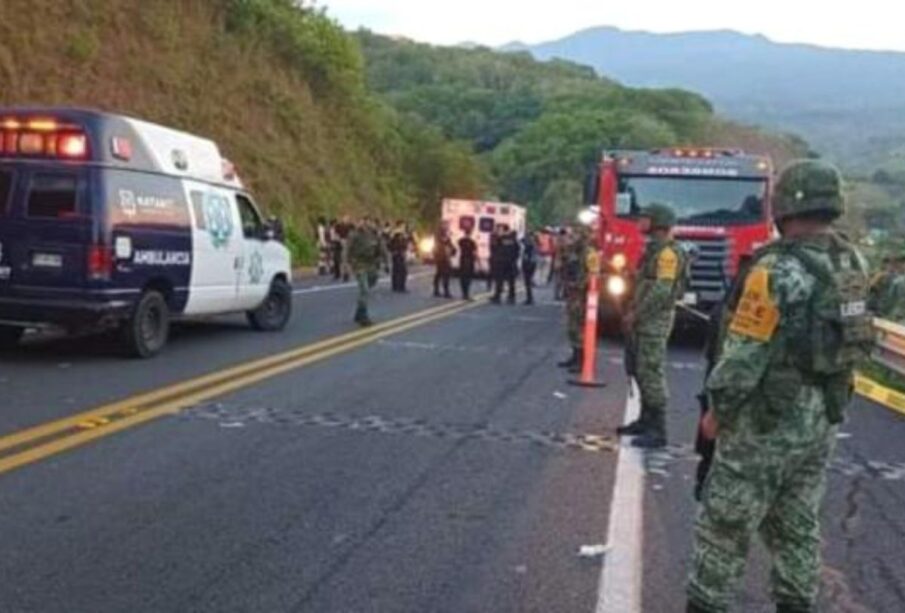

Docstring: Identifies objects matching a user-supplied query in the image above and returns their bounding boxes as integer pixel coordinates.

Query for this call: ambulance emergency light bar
[0,117,88,160]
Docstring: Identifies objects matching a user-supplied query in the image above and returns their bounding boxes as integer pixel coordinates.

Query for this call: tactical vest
[726,232,872,425]
[639,239,689,300]
[562,239,588,286]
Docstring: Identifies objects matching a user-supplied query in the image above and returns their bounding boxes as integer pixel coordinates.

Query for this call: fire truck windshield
[616,176,768,226]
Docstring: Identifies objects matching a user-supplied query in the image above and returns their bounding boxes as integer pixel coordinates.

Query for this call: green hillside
[0,0,487,260]
[357,32,809,226]
[0,0,812,257]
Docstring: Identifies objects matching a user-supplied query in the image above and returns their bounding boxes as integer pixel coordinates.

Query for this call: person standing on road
[458,227,478,301]
[617,203,687,449]
[552,228,569,300]
[521,231,539,305]
[870,248,905,323]
[557,227,589,372]
[687,161,873,613]
[433,223,456,298]
[492,227,520,305]
[347,219,385,326]
[388,221,410,293]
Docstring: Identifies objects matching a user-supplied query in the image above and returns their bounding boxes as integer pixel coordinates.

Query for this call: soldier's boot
[776,603,814,613]
[354,306,372,327]
[686,600,715,613]
[617,416,649,437]
[568,349,584,374]
[557,348,579,369]
[618,402,655,436]
[631,407,667,449]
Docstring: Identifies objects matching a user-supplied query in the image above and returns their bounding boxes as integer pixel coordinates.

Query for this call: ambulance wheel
[248,278,292,332]
[0,325,23,349]
[122,290,170,359]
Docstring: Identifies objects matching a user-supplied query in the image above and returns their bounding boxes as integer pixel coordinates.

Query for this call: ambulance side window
[190,191,207,230]
[0,170,12,216]
[479,217,495,233]
[236,194,262,239]
[27,173,78,219]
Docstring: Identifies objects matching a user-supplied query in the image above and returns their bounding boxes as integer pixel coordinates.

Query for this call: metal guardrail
[873,318,905,377]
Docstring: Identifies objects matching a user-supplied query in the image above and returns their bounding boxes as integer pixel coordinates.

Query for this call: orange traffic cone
[569,254,606,389]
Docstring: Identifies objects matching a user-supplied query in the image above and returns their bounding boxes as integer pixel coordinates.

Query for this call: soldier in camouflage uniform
[618,203,687,449]
[687,161,874,613]
[347,219,386,327]
[558,227,590,373]
[870,249,905,323]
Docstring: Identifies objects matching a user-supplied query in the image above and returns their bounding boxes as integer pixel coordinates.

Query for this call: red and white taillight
[87,245,114,281]
[0,118,90,160]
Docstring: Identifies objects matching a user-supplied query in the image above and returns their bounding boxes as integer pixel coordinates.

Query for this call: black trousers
[523,262,537,304]
[460,262,475,299]
[434,261,452,297]
[493,266,516,303]
[331,246,342,280]
[391,254,407,292]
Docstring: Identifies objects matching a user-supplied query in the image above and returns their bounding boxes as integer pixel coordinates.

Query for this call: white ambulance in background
[441,199,526,274]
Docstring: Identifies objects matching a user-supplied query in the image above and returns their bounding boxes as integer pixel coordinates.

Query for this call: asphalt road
[0,274,902,612]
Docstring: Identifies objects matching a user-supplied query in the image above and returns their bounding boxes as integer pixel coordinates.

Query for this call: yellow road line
[0,297,487,475]
[855,373,905,416]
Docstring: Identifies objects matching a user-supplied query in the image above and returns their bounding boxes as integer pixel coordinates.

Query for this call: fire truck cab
[586,148,775,327]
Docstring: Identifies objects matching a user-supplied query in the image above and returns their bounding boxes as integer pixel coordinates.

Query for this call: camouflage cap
[774,160,845,222]
[642,203,677,230]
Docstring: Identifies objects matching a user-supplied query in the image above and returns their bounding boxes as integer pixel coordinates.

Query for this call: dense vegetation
[0,0,807,261]
[0,0,487,261]
[357,31,808,226]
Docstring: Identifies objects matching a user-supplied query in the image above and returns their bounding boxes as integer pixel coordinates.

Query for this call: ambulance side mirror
[264,216,284,242]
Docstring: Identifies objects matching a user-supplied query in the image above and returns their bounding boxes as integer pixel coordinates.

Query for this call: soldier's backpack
[741,233,873,423]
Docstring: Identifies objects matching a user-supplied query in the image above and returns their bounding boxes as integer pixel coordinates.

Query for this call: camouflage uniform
[347,224,384,326]
[880,272,905,323]
[620,203,686,447]
[558,230,590,370]
[688,161,873,613]
[870,251,905,323]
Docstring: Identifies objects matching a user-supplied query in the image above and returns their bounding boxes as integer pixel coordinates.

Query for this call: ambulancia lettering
[133,250,191,267]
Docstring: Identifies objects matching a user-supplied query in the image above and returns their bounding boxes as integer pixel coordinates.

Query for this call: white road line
[596,381,645,613]
[292,271,432,295]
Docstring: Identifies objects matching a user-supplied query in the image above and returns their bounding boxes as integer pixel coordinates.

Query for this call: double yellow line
[0,297,487,476]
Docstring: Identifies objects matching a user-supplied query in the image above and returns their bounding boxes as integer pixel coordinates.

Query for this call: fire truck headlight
[611,253,628,271]
[578,209,597,226]
[418,237,435,256]
[607,275,627,298]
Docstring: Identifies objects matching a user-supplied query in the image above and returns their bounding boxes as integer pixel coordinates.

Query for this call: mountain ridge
[503,26,905,170]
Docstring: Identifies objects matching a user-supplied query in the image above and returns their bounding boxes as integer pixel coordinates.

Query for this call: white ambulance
[440,199,526,274]
[0,108,293,357]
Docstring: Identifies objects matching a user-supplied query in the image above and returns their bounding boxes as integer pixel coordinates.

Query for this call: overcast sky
[321,0,905,52]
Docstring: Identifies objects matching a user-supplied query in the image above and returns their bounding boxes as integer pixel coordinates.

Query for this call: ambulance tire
[248,278,292,332]
[0,325,23,349]
[122,290,170,359]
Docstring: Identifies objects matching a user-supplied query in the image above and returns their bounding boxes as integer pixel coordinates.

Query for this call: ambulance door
[183,182,244,314]
[234,193,272,310]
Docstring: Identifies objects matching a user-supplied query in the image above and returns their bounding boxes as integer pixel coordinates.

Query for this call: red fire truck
[585,148,775,327]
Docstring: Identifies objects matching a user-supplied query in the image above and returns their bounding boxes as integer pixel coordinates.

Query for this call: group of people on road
[430,222,541,305]
[317,217,417,290]
[558,160,878,613]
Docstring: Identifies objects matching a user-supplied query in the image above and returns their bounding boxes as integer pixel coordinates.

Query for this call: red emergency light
[0,117,89,160]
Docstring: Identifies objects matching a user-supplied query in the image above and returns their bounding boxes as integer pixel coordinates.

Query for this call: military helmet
[773,160,845,222]
[642,203,677,230]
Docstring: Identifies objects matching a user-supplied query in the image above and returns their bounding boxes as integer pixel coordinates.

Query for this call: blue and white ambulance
[0,108,293,357]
